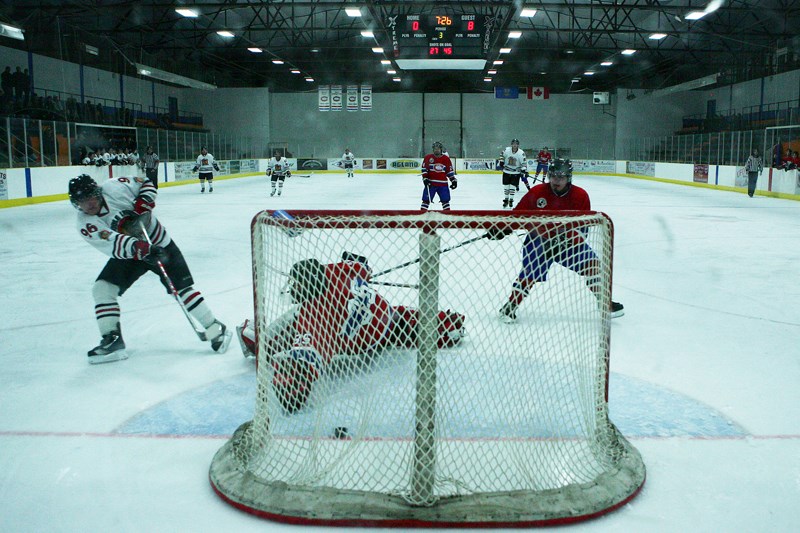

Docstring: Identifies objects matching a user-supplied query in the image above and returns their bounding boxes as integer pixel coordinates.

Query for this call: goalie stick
[139,221,209,341]
[372,234,487,279]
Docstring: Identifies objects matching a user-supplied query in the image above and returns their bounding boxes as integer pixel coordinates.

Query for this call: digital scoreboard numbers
[391,14,487,60]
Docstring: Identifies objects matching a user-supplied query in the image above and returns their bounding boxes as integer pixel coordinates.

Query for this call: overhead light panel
[565,50,575,54]
[621,49,636,55]
[508,31,522,39]
[305,77,314,82]
[584,71,595,76]
[217,30,234,38]
[520,8,537,17]
[380,60,391,65]
[487,69,497,75]
[499,48,511,54]
[571,78,580,82]
[371,47,383,53]
[685,11,706,20]
[0,23,24,41]
[345,7,362,17]
[484,78,492,82]
[248,47,263,53]
[360,30,374,37]
[392,77,401,82]
[387,70,397,74]
[493,60,504,65]
[290,69,301,74]
[135,62,216,90]
[271,59,284,64]
[600,61,613,66]
[84,44,99,56]
[175,8,199,18]
[649,33,667,40]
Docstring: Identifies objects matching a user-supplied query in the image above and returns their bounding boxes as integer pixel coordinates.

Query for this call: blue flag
[495,87,519,99]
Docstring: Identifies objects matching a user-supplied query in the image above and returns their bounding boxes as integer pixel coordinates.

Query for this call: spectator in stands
[66,96,78,121]
[744,148,763,198]
[21,69,31,103]
[1,67,11,106]
[11,67,25,102]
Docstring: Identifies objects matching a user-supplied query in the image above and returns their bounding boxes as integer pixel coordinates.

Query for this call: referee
[142,145,160,188]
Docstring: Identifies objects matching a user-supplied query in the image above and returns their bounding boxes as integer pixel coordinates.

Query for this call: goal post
[210,210,645,527]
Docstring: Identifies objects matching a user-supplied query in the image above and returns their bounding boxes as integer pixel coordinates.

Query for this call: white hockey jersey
[195,152,217,173]
[267,157,291,177]
[75,177,170,260]
[341,151,356,167]
[501,146,527,174]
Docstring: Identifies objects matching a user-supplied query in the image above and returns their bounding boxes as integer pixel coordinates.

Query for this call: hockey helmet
[547,158,574,196]
[288,259,328,304]
[432,141,444,153]
[511,138,520,146]
[68,174,103,210]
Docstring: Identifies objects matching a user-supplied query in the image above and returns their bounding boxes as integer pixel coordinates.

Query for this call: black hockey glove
[422,177,431,187]
[114,210,150,238]
[192,165,199,173]
[132,241,167,264]
[449,178,458,190]
[342,251,369,266]
[213,163,220,171]
[484,226,511,241]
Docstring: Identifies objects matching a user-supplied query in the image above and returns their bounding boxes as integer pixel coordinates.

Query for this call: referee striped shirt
[143,152,159,169]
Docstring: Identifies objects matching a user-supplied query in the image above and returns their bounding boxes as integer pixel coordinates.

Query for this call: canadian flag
[528,86,550,100]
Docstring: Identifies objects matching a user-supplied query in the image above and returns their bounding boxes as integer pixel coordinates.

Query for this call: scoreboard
[388,14,488,60]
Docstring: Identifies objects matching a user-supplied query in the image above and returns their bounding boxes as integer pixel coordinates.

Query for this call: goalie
[237,253,466,413]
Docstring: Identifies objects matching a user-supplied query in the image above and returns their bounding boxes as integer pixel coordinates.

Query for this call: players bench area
[2,154,799,206]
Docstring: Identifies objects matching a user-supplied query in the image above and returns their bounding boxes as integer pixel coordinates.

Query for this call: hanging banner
[360,84,372,111]
[331,85,343,111]
[346,85,359,111]
[318,85,330,111]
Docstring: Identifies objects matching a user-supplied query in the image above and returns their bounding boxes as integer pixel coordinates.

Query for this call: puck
[333,426,349,439]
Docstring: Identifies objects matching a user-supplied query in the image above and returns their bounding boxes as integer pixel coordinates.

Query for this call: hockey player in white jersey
[192,147,220,193]
[498,138,530,208]
[341,148,356,178]
[68,174,231,364]
[267,150,292,196]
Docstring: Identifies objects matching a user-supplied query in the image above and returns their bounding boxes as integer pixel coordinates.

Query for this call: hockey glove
[192,165,199,173]
[422,177,431,187]
[449,178,458,190]
[342,251,369,266]
[484,226,511,241]
[114,210,150,238]
[213,163,220,171]
[133,197,155,214]
[133,241,167,265]
[285,170,291,179]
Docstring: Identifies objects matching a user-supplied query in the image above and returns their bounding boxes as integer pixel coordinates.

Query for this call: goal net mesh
[210,210,645,526]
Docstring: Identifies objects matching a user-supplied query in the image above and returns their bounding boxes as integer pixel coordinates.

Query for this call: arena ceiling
[2,1,798,95]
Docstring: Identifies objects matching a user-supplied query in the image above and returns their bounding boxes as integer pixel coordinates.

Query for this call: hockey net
[210,210,645,527]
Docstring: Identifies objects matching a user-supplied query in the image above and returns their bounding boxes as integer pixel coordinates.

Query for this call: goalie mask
[547,158,574,197]
[288,259,328,304]
[68,174,104,212]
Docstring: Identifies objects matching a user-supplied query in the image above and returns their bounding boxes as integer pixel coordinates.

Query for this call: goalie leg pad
[389,306,465,348]
[272,352,320,413]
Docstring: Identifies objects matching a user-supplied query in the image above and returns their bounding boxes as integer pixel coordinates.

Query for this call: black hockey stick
[139,221,208,341]
[372,234,486,279]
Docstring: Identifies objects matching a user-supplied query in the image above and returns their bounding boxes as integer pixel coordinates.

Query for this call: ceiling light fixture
[247,47,263,53]
[345,7,362,17]
[621,49,636,55]
[0,23,24,41]
[175,8,199,18]
[392,77,401,82]
[584,71,595,75]
[381,60,391,65]
[493,60,504,65]
[484,78,492,82]
[600,61,613,66]
[508,31,522,39]
[499,47,511,54]
[290,69,301,74]
[360,30,374,37]
[520,8,537,17]
[216,30,234,38]
[685,11,706,20]
[649,33,667,40]
[487,69,497,75]
[135,62,216,90]
[387,70,397,74]
[371,47,383,53]
[271,59,284,65]
[305,77,314,82]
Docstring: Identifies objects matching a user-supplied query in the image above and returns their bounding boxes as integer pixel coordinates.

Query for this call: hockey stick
[139,220,208,341]
[372,234,486,279]
[294,172,314,178]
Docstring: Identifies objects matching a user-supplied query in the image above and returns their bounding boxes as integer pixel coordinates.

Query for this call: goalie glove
[132,241,167,264]
[484,226,511,241]
[449,177,458,190]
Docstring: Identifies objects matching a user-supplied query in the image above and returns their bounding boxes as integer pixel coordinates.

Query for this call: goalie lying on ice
[237,252,466,413]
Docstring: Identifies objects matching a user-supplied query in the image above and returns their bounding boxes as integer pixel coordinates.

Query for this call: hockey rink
[1,170,799,531]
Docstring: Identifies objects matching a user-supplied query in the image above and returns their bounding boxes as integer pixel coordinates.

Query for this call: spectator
[21,69,30,103]
[11,66,25,102]
[1,66,11,105]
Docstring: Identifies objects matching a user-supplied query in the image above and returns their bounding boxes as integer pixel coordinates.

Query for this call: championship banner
[360,84,372,111]
[318,85,330,111]
[0,170,7,200]
[346,85,359,111]
[331,85,343,111]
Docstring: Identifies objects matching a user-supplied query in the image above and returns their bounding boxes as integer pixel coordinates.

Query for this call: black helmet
[432,141,443,152]
[511,138,520,145]
[68,174,102,210]
[547,158,574,196]
[288,259,328,303]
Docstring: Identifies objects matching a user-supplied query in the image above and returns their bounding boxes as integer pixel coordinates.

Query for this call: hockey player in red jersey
[237,252,466,412]
[69,174,231,363]
[485,158,624,321]
[420,141,457,211]
[534,146,552,181]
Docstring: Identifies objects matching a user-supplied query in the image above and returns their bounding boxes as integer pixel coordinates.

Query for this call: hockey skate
[270,189,276,197]
[499,301,518,323]
[209,186,213,193]
[87,330,128,364]
[207,320,233,353]
[200,187,205,193]
[610,301,625,318]
[236,319,256,359]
